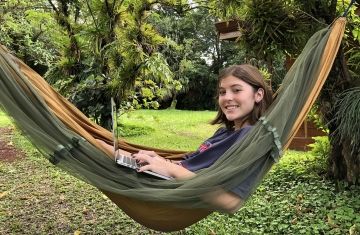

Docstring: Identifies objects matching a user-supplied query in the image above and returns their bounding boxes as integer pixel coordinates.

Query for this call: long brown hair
[211,64,273,130]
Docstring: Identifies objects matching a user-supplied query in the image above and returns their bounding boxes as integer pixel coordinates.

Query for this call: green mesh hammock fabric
[0,17,346,231]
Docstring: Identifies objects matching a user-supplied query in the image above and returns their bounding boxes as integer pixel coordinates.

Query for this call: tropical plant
[44,0,185,127]
[330,87,360,183]
[0,0,65,74]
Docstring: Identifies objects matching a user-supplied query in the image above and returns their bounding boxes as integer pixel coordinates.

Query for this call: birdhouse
[215,20,242,41]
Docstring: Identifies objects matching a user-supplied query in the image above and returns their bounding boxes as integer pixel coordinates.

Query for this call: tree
[0,0,65,74]
[44,0,183,127]
[149,2,252,110]
[149,5,219,109]
[310,1,360,184]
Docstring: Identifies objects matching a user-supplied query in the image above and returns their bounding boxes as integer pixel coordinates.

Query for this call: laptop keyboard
[116,155,137,169]
[115,154,172,180]
[116,155,148,169]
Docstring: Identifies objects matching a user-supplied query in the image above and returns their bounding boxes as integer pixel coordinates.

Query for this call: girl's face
[218,75,264,130]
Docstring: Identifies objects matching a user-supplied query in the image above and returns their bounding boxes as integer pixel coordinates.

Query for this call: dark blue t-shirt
[180,126,265,199]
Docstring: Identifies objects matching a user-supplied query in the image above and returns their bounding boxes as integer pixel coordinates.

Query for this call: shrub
[307,136,330,174]
[119,124,154,137]
[308,136,330,159]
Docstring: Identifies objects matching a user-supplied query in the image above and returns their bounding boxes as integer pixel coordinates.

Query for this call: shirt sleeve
[230,157,267,200]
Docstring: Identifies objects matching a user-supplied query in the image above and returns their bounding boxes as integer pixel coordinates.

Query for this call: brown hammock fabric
[0,17,346,231]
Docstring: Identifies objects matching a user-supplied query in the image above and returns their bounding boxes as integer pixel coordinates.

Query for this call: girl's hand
[137,150,160,158]
[132,153,172,177]
[133,152,195,179]
[135,150,179,163]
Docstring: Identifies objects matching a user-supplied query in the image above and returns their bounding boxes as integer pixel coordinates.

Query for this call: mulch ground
[0,127,25,162]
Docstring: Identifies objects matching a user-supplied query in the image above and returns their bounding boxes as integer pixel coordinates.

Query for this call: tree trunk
[328,138,359,184]
[169,94,177,109]
[319,48,359,184]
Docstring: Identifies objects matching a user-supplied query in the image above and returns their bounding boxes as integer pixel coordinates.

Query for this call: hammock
[0,17,346,232]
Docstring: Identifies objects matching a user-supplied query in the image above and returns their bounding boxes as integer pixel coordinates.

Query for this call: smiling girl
[98,64,273,212]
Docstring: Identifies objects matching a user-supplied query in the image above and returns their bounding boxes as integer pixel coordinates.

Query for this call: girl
[99,64,273,212]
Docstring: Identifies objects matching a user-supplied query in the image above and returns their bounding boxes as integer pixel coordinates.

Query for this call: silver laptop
[111,98,172,180]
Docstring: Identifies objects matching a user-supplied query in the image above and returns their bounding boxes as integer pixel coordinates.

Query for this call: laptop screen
[111,98,119,160]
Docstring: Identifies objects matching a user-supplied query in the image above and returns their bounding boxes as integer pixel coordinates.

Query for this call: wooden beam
[219,31,242,41]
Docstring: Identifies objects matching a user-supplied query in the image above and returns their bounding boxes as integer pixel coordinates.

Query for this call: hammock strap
[259,116,283,162]
[49,137,86,165]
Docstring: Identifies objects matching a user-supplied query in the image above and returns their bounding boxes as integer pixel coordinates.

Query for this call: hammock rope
[0,17,346,232]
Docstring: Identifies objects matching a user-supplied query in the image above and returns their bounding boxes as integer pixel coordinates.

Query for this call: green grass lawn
[120,109,218,150]
[0,110,359,234]
[0,110,12,127]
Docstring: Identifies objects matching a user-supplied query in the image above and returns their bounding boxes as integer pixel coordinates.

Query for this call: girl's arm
[133,150,243,213]
[133,150,195,179]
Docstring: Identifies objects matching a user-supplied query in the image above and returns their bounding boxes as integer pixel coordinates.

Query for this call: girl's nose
[223,92,233,100]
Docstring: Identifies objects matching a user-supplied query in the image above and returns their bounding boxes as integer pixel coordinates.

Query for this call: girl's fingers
[138,150,157,157]
[137,164,151,172]
[134,154,163,171]
[133,153,152,163]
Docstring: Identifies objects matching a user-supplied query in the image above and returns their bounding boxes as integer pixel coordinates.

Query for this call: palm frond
[332,87,360,154]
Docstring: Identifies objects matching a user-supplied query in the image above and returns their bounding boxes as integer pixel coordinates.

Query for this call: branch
[47,0,59,14]
[339,46,352,83]
[296,9,328,26]
[85,0,100,33]
[180,5,212,13]
[32,25,44,42]
[104,0,122,38]
[152,0,212,14]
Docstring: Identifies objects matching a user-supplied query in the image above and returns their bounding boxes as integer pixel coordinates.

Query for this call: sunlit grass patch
[0,111,12,127]
[121,109,218,150]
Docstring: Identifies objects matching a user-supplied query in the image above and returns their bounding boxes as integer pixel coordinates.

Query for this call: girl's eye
[233,89,241,93]
[219,90,226,96]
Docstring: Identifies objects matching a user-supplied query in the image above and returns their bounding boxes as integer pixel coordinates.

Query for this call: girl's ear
[255,88,264,103]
